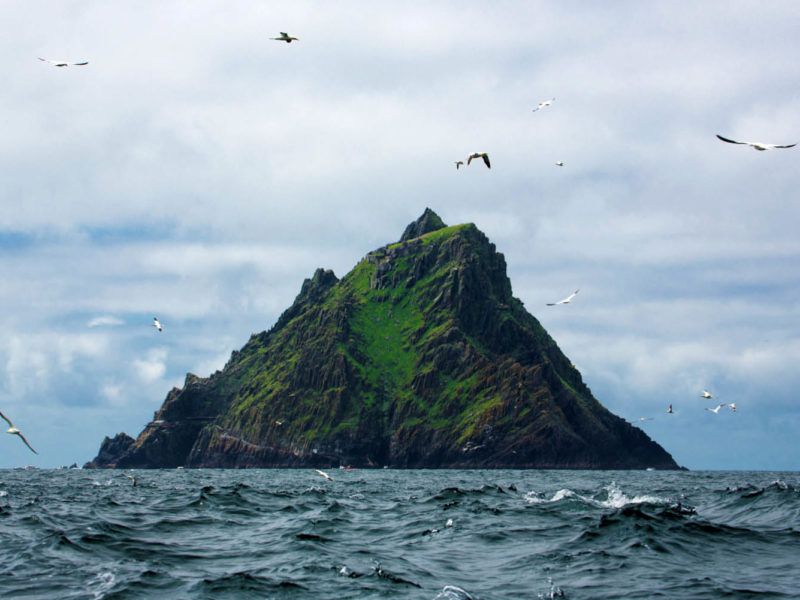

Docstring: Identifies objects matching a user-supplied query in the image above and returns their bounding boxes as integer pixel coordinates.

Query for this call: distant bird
[716,134,796,151]
[38,57,88,67]
[315,469,333,481]
[271,32,298,43]
[547,289,579,306]
[125,474,137,487]
[153,317,162,332]
[0,410,38,455]
[555,161,564,167]
[274,420,283,426]
[467,152,491,168]
[629,417,653,423]
[532,98,555,112]
[701,390,713,399]
[728,403,737,413]
[667,404,673,414]
[454,161,464,170]
[705,403,727,414]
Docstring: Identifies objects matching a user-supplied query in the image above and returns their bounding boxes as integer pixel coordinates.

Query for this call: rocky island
[85,209,680,470]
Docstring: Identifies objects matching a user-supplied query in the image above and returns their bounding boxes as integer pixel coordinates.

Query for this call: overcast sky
[1,1,798,470]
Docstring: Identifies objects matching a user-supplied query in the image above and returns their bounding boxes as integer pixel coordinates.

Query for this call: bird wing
[0,410,13,428]
[15,431,38,454]
[716,134,746,145]
[482,154,491,168]
[774,143,797,149]
[72,61,89,66]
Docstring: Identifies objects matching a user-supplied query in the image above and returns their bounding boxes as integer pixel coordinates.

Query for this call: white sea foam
[88,570,115,600]
[524,482,669,508]
[435,585,474,600]
[0,490,7,497]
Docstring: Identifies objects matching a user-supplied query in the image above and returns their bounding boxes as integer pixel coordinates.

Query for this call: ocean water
[1,469,798,599]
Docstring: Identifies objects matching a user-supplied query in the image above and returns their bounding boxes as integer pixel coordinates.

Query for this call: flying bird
[271,32,298,43]
[716,134,796,151]
[705,403,727,414]
[547,289,579,306]
[153,317,163,332]
[701,390,713,399]
[532,98,555,112]
[667,404,673,414]
[454,161,464,170]
[467,152,490,168]
[555,162,564,167]
[315,469,333,481]
[728,403,737,413]
[629,417,654,423]
[38,57,88,67]
[1,410,38,454]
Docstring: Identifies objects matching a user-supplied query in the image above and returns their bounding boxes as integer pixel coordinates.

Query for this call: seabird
[315,469,333,481]
[555,161,564,167]
[729,403,737,413]
[547,289,579,306]
[630,417,654,423]
[701,390,713,399]
[667,404,673,414]
[532,98,555,112]
[38,57,89,67]
[271,32,298,43]
[716,134,796,151]
[705,403,727,414]
[125,474,137,487]
[0,410,38,454]
[153,317,163,332]
[467,152,491,168]
[454,161,464,170]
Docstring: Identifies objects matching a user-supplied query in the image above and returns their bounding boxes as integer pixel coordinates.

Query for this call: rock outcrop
[86,209,680,470]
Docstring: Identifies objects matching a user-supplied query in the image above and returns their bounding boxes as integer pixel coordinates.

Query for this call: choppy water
[1,469,799,599]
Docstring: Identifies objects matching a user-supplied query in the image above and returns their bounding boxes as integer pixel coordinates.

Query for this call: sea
[1,469,798,599]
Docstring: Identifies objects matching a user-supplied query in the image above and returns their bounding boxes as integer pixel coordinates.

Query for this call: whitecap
[596,481,669,509]
[435,584,474,600]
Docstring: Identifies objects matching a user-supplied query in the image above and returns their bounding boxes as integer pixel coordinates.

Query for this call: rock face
[86,209,680,470]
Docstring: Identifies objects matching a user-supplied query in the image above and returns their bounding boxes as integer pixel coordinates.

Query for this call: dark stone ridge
[85,209,681,470]
[400,207,446,242]
[83,433,135,468]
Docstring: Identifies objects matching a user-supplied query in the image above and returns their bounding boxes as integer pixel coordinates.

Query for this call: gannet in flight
[454,161,464,170]
[728,403,737,413]
[555,161,564,167]
[716,134,796,151]
[547,289,579,306]
[532,98,555,112]
[315,469,333,481]
[39,57,89,67]
[705,403,727,414]
[0,410,38,454]
[629,417,653,423]
[467,152,490,168]
[701,390,713,399]
[153,317,163,332]
[667,404,673,414]
[271,32,298,43]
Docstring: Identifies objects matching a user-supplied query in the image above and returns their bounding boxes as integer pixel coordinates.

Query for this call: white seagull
[271,32,298,43]
[716,134,796,151]
[38,57,89,67]
[547,289,579,306]
[532,98,555,112]
[1,410,38,454]
[629,417,654,423]
[701,390,713,399]
[315,469,333,481]
[153,317,163,332]
[467,152,491,169]
[705,403,727,414]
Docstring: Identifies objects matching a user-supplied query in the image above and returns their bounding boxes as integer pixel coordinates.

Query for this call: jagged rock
[87,209,681,470]
[83,432,135,468]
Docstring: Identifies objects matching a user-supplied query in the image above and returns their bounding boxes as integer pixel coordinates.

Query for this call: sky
[1,1,798,470]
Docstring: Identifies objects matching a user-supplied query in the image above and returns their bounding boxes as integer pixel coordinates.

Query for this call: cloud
[132,348,168,384]
[87,315,124,328]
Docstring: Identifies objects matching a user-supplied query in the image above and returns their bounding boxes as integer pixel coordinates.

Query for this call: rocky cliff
[85,209,680,469]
